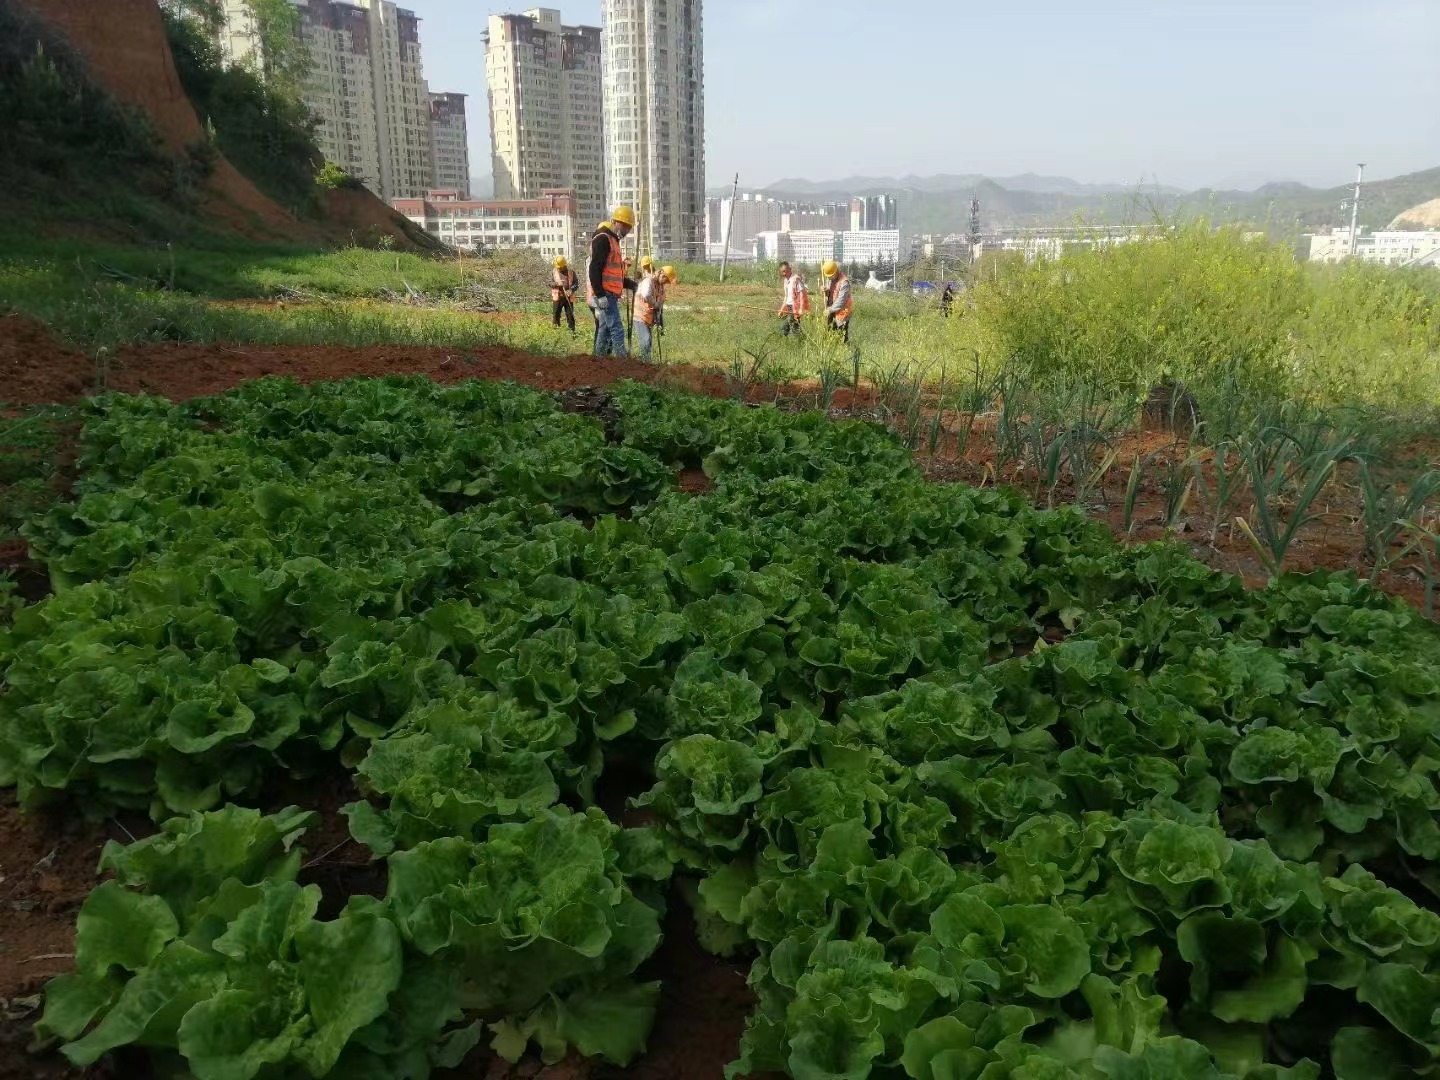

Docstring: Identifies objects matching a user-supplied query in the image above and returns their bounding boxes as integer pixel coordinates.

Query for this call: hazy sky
[419,0,1439,192]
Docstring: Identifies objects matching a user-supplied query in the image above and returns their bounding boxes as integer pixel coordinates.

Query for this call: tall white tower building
[600,0,705,260]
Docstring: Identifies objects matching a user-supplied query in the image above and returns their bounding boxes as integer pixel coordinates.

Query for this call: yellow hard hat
[662,265,676,282]
[640,255,655,270]
[553,256,568,269]
[822,260,839,277]
[610,205,636,227]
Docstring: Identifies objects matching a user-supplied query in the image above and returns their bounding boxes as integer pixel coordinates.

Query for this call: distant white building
[850,195,898,231]
[392,188,580,259]
[705,194,784,253]
[752,230,839,265]
[751,229,903,267]
[213,0,262,68]
[297,0,435,201]
[1308,229,1440,267]
[974,229,1145,262]
[840,230,902,265]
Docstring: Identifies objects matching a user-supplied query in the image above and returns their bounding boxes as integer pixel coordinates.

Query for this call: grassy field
[3,226,1436,415]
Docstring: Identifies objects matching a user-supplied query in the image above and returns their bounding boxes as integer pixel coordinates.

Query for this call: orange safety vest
[828,273,852,324]
[780,277,810,316]
[551,268,577,302]
[636,278,665,326]
[585,228,626,304]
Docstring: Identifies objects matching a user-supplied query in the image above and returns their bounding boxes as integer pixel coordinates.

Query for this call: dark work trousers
[553,296,576,331]
[826,313,851,344]
[780,312,801,336]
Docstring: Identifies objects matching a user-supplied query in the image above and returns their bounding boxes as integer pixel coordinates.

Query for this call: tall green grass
[961,222,1440,414]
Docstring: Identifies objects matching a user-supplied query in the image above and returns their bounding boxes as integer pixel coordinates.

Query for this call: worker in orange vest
[586,206,638,358]
[777,261,810,336]
[550,256,579,333]
[822,260,852,344]
[635,265,676,360]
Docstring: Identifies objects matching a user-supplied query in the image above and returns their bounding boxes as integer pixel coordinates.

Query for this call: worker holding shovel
[635,264,676,361]
[586,206,639,358]
[550,256,579,333]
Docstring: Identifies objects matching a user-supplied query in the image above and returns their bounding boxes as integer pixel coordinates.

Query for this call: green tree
[242,0,311,101]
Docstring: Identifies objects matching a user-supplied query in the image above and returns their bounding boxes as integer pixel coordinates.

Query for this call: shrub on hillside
[315,161,366,192]
[163,5,321,217]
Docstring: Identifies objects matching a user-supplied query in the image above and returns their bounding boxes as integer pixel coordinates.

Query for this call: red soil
[0,798,135,1080]
[0,313,743,407]
[0,314,92,408]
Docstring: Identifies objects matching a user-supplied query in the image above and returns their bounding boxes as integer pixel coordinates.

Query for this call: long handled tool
[626,290,635,353]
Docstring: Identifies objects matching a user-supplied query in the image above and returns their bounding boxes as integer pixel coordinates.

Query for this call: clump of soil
[0,315,94,407]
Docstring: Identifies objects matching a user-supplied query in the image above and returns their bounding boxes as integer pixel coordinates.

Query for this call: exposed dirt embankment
[16,0,302,240]
[13,0,440,250]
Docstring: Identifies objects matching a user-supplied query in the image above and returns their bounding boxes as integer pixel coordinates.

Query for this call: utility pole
[1348,163,1365,258]
[968,197,982,265]
[719,172,739,281]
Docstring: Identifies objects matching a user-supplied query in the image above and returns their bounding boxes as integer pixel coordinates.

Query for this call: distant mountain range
[705,167,1440,235]
[758,173,1183,198]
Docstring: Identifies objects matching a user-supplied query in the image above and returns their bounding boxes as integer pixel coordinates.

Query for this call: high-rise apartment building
[201,0,438,200]
[483,9,605,234]
[292,0,434,200]
[601,0,706,261]
[428,91,471,197]
[704,194,783,255]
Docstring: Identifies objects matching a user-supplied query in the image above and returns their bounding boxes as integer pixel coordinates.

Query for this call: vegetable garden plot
[3,375,1440,1079]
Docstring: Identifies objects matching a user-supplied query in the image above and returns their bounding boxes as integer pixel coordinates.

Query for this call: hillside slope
[1392,198,1440,230]
[5,0,438,250]
[17,0,305,240]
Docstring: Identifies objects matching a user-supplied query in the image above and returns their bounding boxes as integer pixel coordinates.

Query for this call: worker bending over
[635,265,676,360]
[586,206,639,358]
[550,257,579,333]
[777,261,809,336]
[822,261,852,343]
